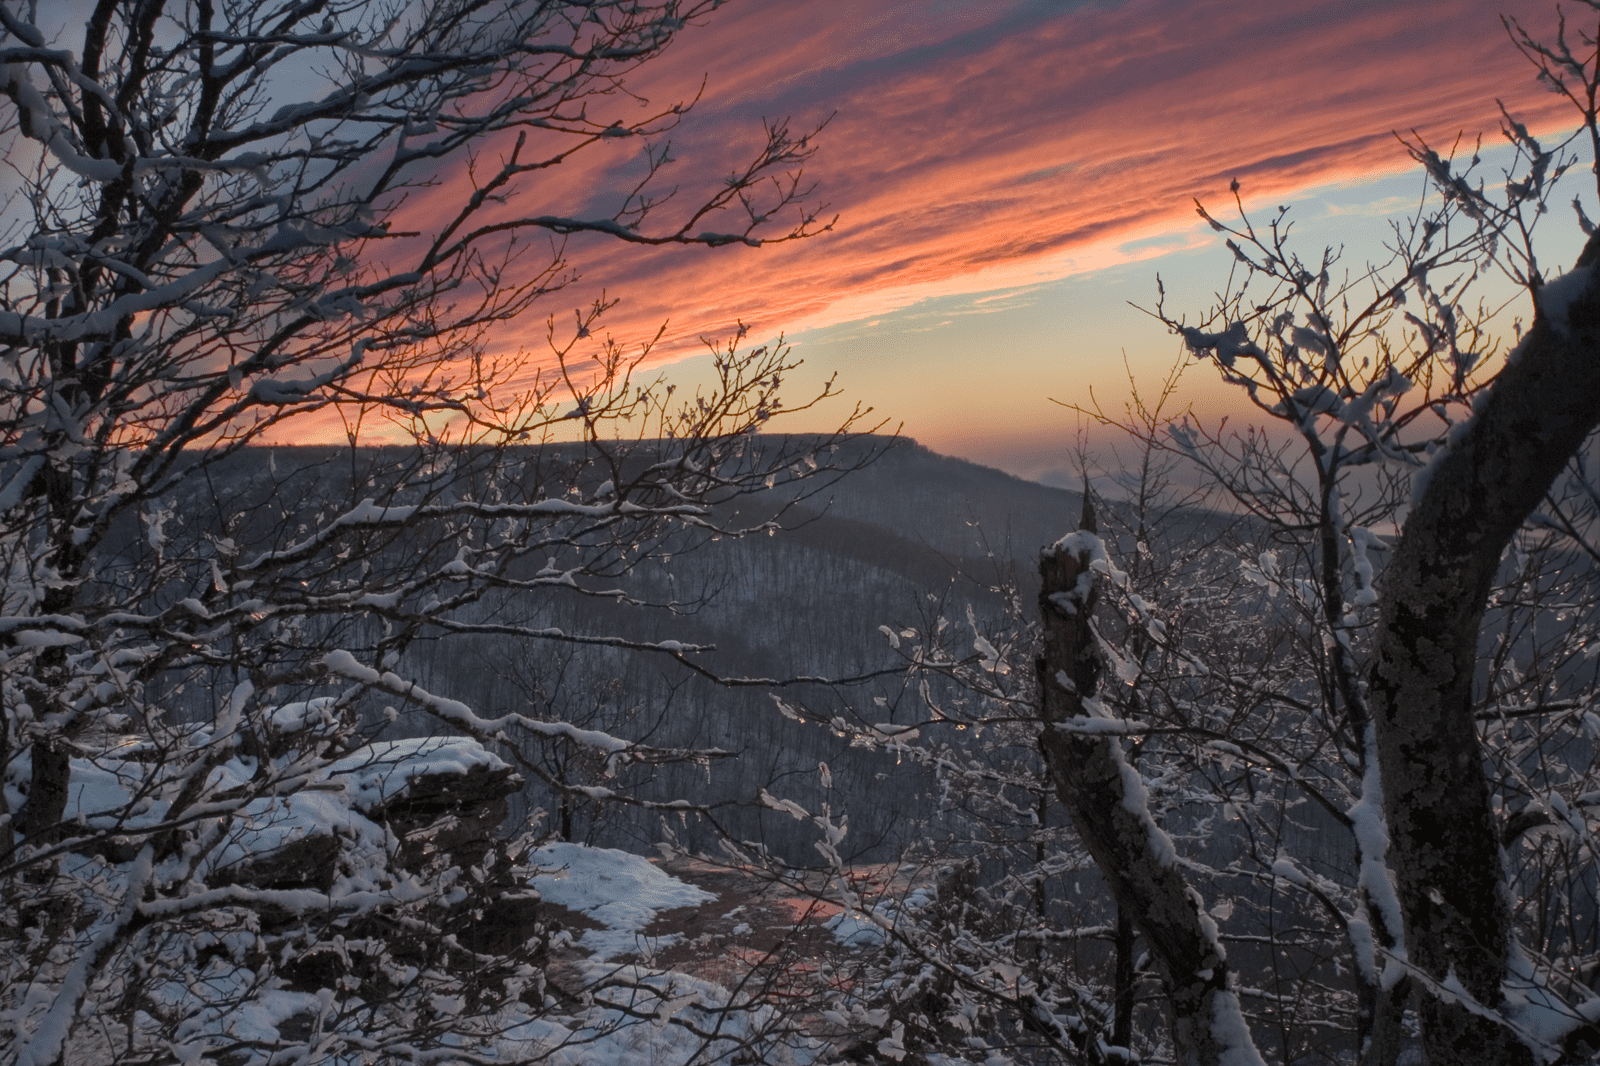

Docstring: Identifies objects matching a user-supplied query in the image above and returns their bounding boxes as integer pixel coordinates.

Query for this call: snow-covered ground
[531,842,718,962]
[524,843,824,1065]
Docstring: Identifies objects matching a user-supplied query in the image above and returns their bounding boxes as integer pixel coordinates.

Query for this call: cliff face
[247,738,544,1002]
[5,731,544,1059]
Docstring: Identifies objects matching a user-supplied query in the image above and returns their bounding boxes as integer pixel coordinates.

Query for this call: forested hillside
[158,436,1086,861]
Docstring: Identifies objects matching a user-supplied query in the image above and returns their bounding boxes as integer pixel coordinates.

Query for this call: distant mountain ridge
[155,436,1090,862]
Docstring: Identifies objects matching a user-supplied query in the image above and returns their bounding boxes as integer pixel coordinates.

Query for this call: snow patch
[530,843,716,962]
[503,959,817,1064]
[1347,724,1406,984]
[1536,263,1594,339]
[1208,988,1269,1066]
[332,737,510,809]
[827,909,889,948]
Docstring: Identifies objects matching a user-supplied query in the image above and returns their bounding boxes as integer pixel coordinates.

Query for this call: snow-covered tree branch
[0,1,876,1062]
[792,9,1600,1066]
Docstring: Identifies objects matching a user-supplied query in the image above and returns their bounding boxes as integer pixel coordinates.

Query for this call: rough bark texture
[1369,234,1600,1066]
[1113,907,1137,1051]
[15,736,69,846]
[1037,501,1258,1066]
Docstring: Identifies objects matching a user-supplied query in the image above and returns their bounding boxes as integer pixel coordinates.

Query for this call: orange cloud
[290,0,1575,440]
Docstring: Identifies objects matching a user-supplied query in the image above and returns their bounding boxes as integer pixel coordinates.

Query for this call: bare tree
[0,1,879,1063]
[1040,8,1600,1065]
[760,9,1600,1066]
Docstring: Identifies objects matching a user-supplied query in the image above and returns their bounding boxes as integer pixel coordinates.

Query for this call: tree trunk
[1037,499,1263,1066]
[1368,233,1600,1066]
[16,737,69,847]
[1113,905,1137,1051]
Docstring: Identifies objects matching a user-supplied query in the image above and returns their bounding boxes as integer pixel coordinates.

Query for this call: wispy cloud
[1320,194,1426,220]
[377,0,1572,411]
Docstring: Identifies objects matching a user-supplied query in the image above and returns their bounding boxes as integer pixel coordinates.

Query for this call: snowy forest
[3,1,1600,1065]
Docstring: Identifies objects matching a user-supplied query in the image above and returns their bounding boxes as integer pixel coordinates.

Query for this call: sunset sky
[427,0,1581,482]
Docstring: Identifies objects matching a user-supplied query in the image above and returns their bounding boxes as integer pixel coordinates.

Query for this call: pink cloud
[553,1,1566,334]
[285,0,1575,440]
